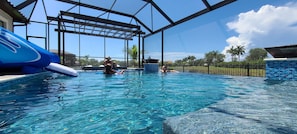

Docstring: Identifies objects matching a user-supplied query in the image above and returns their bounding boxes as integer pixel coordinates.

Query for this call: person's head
[105,56,111,61]
[162,65,167,71]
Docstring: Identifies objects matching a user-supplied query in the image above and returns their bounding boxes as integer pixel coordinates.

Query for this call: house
[50,49,77,66]
[0,0,28,31]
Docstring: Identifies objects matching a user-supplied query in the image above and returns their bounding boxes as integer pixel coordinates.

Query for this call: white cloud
[223,2,297,61]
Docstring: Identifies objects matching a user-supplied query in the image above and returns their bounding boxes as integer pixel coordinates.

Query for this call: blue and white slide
[0,27,78,77]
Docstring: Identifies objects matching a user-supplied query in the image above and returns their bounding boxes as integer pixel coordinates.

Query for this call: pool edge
[0,72,49,88]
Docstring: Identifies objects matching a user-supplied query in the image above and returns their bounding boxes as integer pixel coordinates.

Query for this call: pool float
[45,62,78,77]
[0,27,77,77]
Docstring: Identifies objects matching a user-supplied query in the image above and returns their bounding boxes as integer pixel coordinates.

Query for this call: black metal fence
[170,63,266,77]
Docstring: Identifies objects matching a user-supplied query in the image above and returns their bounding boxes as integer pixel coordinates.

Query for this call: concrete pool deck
[163,84,297,134]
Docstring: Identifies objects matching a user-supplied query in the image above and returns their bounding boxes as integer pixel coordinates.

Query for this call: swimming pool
[0,71,296,133]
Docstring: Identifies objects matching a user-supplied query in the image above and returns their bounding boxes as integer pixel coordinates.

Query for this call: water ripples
[2,72,288,133]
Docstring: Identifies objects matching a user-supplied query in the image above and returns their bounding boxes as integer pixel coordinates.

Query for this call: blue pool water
[0,71,297,133]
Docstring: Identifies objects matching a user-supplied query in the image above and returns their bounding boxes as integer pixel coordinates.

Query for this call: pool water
[0,71,296,133]
[164,76,297,133]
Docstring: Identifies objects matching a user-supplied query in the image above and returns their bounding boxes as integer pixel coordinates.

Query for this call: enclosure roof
[265,45,297,58]
[7,0,236,39]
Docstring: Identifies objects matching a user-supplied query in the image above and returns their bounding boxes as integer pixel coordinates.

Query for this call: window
[0,20,5,28]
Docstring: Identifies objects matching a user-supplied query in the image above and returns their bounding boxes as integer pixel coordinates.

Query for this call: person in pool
[103,57,125,74]
[161,65,178,73]
[161,65,168,73]
[104,63,116,74]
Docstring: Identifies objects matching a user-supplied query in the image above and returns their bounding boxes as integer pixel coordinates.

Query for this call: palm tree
[84,55,90,65]
[127,45,138,60]
[227,46,237,62]
[235,45,245,61]
[128,45,138,66]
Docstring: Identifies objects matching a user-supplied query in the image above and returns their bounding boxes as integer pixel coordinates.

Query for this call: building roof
[50,49,75,56]
[265,44,297,58]
[0,0,28,23]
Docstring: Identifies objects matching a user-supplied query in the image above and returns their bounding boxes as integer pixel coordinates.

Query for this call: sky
[13,0,297,62]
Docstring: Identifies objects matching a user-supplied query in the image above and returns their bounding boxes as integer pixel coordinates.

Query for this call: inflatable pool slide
[0,27,78,77]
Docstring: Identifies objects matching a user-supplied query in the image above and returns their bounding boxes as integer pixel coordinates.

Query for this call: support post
[63,32,65,65]
[124,40,126,67]
[127,40,129,67]
[247,63,250,76]
[142,37,144,68]
[138,33,141,68]
[161,30,164,66]
[47,17,50,50]
[45,23,47,50]
[104,37,106,58]
[26,25,28,40]
[58,16,61,61]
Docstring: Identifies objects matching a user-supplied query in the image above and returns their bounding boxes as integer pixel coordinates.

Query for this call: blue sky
[14,0,297,62]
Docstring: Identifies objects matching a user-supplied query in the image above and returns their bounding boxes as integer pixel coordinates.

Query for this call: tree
[127,45,138,67]
[182,56,196,65]
[205,51,225,65]
[84,55,89,62]
[128,45,138,60]
[245,48,267,61]
[235,45,245,61]
[193,59,205,66]
[174,59,183,66]
[227,45,245,62]
[216,53,225,63]
[227,46,237,61]
[89,59,100,66]
[79,55,90,66]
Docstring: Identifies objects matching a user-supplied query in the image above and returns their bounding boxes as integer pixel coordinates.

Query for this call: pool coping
[0,72,49,88]
[0,75,27,83]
